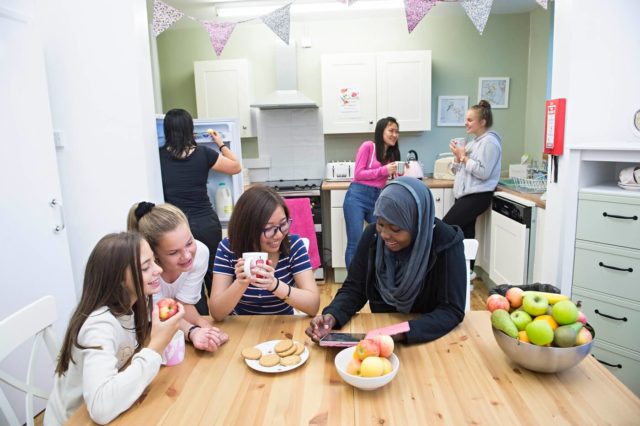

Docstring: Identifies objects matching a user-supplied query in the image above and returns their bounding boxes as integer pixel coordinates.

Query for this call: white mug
[453,137,466,148]
[619,166,640,184]
[242,252,268,279]
[395,161,405,176]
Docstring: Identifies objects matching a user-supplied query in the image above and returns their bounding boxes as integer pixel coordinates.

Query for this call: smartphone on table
[319,332,366,347]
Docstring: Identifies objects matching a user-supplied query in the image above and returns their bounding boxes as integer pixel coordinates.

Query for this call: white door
[194,59,254,137]
[321,53,377,134]
[432,188,445,219]
[0,1,76,422]
[376,51,431,131]
[489,211,529,285]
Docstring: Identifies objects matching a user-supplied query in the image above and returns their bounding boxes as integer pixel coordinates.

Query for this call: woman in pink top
[343,117,400,267]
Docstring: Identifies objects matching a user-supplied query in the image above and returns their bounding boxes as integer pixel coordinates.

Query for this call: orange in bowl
[534,315,558,330]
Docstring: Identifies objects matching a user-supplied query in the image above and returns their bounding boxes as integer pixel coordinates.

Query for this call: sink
[498,178,546,193]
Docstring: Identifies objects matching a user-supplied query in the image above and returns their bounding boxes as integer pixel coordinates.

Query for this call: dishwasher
[489,192,537,285]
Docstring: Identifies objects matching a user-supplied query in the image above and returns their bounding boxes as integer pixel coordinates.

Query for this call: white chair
[301,237,310,252]
[463,239,479,312]
[0,296,59,426]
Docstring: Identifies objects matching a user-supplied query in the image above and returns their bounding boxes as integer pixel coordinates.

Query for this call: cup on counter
[161,330,185,366]
[243,252,268,279]
[395,161,405,176]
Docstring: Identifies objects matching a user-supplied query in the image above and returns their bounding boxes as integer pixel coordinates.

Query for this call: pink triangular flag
[261,4,291,45]
[152,0,184,37]
[536,0,548,9]
[203,21,236,56]
[404,0,436,33]
[460,0,494,35]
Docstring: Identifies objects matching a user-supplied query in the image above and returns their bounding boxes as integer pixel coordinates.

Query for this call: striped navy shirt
[213,234,312,315]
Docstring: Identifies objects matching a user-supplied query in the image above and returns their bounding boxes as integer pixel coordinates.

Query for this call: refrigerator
[155,115,244,228]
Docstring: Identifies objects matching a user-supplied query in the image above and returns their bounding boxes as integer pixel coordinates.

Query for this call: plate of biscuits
[241,339,309,373]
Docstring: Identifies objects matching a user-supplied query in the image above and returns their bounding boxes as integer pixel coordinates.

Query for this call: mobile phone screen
[319,332,366,347]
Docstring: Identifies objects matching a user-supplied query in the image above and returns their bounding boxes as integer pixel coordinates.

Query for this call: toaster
[325,161,355,180]
[433,153,455,180]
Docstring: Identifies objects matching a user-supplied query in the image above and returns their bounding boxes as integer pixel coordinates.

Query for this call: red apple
[346,358,361,376]
[157,298,178,321]
[575,327,593,346]
[577,311,587,325]
[354,338,380,360]
[373,335,394,357]
[486,294,510,313]
[505,287,525,309]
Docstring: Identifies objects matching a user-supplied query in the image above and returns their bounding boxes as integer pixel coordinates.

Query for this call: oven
[264,179,324,280]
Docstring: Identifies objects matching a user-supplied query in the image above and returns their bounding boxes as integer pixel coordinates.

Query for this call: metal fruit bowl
[492,328,593,373]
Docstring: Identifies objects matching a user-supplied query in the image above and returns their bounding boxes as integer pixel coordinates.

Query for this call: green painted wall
[157,9,550,174]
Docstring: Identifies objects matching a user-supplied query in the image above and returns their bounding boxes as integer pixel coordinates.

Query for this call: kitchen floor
[318,277,489,312]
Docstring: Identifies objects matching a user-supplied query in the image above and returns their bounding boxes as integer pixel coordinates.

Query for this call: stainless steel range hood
[251,43,318,110]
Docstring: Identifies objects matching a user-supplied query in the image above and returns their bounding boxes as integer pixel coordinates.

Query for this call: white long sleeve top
[44,307,161,425]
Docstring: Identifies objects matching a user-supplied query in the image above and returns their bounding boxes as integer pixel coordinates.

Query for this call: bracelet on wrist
[283,284,292,300]
[271,277,280,293]
[187,325,201,342]
[219,144,228,150]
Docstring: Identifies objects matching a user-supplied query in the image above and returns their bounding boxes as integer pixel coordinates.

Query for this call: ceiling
[167,0,543,23]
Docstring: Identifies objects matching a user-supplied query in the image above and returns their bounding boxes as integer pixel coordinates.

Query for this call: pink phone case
[365,322,410,339]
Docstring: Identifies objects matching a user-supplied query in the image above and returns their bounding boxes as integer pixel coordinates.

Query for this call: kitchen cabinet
[194,59,256,138]
[432,188,454,219]
[330,189,348,282]
[572,185,640,396]
[321,51,431,134]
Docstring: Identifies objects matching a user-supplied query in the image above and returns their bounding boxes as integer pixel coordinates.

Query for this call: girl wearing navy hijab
[306,177,467,344]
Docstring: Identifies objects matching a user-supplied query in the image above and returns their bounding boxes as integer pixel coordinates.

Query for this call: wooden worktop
[68,312,639,425]
[322,180,546,209]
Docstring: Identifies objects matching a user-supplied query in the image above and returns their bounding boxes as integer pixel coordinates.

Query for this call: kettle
[403,150,424,179]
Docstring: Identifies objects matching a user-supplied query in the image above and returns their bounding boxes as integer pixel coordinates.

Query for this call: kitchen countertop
[322,179,546,209]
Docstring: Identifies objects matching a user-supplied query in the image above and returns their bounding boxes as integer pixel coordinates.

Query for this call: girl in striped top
[209,185,320,319]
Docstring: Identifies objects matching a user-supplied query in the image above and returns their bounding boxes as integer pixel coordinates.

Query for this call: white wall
[542,0,640,293]
[36,0,163,294]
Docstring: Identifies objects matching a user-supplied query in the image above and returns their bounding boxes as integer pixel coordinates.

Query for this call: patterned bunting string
[261,3,292,45]
[460,0,494,35]
[536,0,548,9]
[337,0,359,5]
[203,21,237,56]
[404,0,436,33]
[152,0,184,37]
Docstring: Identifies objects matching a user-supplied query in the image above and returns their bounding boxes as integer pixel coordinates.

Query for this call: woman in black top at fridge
[159,108,241,314]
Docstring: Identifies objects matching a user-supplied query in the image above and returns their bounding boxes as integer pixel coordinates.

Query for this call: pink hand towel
[284,198,321,270]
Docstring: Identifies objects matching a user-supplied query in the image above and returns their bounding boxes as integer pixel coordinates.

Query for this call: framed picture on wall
[478,77,510,108]
[437,96,468,127]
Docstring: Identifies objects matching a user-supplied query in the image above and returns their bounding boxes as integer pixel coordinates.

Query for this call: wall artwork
[478,77,510,108]
[437,96,468,127]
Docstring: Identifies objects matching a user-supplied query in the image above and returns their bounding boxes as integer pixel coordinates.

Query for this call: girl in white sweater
[45,232,185,425]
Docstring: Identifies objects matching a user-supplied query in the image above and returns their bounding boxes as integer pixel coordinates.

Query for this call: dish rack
[512,177,547,193]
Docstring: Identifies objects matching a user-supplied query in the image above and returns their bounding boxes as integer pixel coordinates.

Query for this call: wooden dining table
[67,311,640,425]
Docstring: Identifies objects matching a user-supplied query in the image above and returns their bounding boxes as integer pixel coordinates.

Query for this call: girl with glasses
[209,185,320,319]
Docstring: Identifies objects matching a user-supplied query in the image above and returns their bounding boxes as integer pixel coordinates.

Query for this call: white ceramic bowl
[334,346,400,391]
[492,328,593,373]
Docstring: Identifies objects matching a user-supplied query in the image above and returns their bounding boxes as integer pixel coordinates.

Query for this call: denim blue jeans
[343,182,381,268]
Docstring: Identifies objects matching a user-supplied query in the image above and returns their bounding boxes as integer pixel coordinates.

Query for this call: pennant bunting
[536,0,548,9]
[152,0,184,37]
[404,0,436,33]
[460,0,493,35]
[337,0,359,5]
[261,4,292,45]
[203,21,237,56]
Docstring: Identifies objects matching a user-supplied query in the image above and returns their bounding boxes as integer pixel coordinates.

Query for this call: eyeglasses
[262,219,293,239]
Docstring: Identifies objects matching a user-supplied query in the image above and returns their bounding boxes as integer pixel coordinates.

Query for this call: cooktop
[263,179,322,191]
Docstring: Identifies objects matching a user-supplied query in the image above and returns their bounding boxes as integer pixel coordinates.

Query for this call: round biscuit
[279,354,301,367]
[277,343,297,357]
[241,347,262,360]
[259,353,281,367]
[274,339,293,353]
[293,341,305,355]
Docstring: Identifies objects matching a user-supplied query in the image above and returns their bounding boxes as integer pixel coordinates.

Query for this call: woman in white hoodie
[45,232,185,425]
[443,100,502,275]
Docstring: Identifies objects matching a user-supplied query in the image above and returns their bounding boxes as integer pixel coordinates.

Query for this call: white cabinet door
[194,59,255,137]
[376,51,431,131]
[489,211,529,285]
[0,2,76,422]
[321,53,377,134]
[443,188,455,217]
[330,190,348,268]
[532,207,545,283]
[432,188,445,219]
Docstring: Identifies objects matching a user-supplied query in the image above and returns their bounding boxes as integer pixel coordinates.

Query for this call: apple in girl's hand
[373,335,395,357]
[157,298,178,321]
[486,294,510,313]
[505,287,525,308]
[354,338,380,360]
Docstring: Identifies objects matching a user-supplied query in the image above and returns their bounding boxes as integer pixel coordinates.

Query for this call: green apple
[552,300,579,325]
[510,310,532,331]
[525,320,554,346]
[522,293,549,317]
[491,309,519,338]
